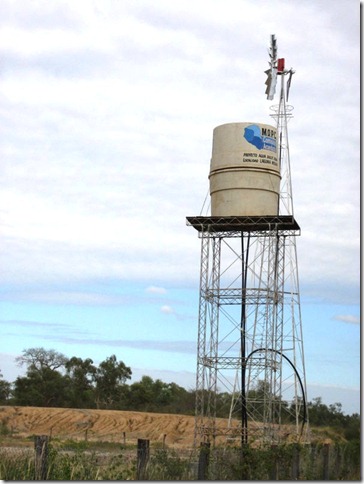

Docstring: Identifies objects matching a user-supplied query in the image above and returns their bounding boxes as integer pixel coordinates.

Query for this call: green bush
[148,449,191,480]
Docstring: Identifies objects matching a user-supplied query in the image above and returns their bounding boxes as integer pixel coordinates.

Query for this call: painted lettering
[261,128,277,139]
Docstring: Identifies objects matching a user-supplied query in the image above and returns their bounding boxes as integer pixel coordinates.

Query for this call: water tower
[187,35,308,446]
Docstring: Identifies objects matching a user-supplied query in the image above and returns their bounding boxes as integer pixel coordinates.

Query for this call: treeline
[0,347,360,441]
[0,348,195,414]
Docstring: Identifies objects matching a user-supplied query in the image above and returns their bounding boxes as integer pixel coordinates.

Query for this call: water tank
[209,122,280,216]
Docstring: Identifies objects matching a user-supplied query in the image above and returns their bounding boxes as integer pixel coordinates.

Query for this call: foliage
[206,442,361,480]
[11,350,132,410]
[207,445,292,480]
[0,419,10,436]
[0,442,360,481]
[13,366,70,407]
[15,347,68,372]
[47,448,100,480]
[125,376,194,413]
[0,449,35,480]
[94,354,132,409]
[0,374,11,404]
[99,453,136,480]
[65,357,97,408]
[148,448,191,480]
[307,397,360,441]
[2,347,360,444]
[342,413,360,441]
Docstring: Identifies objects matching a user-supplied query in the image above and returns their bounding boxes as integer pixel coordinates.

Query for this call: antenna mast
[266,34,296,217]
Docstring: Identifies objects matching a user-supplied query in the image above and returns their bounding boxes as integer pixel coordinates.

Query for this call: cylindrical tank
[209,122,280,216]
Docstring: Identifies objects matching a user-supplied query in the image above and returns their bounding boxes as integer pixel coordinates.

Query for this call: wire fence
[0,435,361,480]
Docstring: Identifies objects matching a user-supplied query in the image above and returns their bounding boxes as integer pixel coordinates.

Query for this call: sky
[0,0,360,415]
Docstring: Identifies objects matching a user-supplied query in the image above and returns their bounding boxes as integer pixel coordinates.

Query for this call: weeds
[148,449,191,480]
[0,449,34,480]
[0,416,11,436]
[0,439,361,480]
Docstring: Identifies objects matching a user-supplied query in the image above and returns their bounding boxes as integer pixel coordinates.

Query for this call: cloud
[0,320,97,342]
[0,2,359,421]
[0,319,70,331]
[333,315,360,325]
[0,2,359,306]
[39,335,197,354]
[160,305,174,314]
[0,285,142,306]
[145,286,167,295]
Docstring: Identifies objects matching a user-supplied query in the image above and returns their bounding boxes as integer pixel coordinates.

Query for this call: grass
[0,444,135,480]
[0,432,360,480]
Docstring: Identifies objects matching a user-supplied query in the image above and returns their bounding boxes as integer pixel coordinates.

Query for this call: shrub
[148,449,191,480]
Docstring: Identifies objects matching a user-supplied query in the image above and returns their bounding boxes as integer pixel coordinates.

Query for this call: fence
[197,442,361,480]
[28,435,361,480]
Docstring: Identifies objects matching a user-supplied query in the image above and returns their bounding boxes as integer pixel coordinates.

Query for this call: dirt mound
[0,406,327,448]
[0,406,204,447]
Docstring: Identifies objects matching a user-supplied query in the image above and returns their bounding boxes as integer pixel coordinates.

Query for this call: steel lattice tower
[187,36,309,446]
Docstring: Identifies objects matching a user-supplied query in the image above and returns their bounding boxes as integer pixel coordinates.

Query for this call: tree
[216,391,233,418]
[94,355,131,409]
[246,379,290,424]
[65,357,97,408]
[13,366,70,407]
[16,347,68,373]
[126,376,194,413]
[0,371,12,404]
[307,397,333,426]
[160,381,194,414]
[13,348,70,407]
[343,413,360,441]
[127,376,157,411]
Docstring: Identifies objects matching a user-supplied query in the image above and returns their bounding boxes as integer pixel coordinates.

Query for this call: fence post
[34,435,49,480]
[291,444,300,480]
[197,442,211,480]
[122,431,126,445]
[136,438,150,480]
[322,443,330,480]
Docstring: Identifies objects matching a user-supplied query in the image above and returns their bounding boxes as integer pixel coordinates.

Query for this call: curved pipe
[245,347,307,439]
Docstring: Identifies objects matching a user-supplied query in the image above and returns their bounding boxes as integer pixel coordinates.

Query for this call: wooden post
[34,435,49,480]
[163,433,167,449]
[197,442,210,480]
[322,443,330,480]
[136,438,150,480]
[122,431,126,445]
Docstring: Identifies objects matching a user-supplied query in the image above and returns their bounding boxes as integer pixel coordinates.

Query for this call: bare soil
[0,406,334,449]
[0,406,230,448]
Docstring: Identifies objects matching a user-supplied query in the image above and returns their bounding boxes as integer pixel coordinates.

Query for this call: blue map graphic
[244,124,276,152]
[244,125,264,149]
